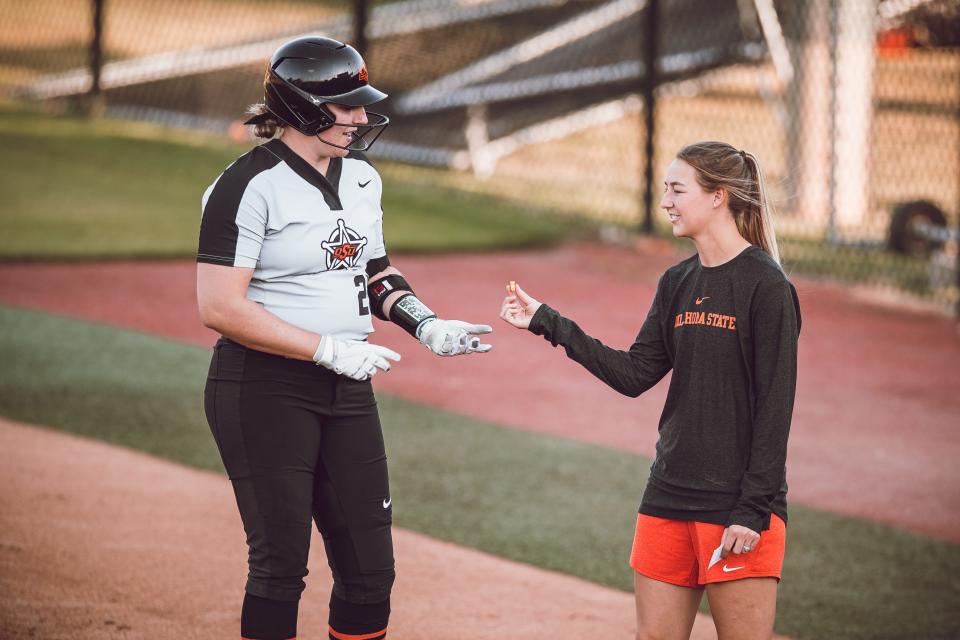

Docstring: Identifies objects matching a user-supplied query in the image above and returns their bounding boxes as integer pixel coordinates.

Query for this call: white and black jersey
[198,139,386,340]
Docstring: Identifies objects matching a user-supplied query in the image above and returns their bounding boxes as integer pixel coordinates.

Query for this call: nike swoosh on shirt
[722,565,745,572]
[359,180,372,188]
[382,498,392,509]
[695,296,710,305]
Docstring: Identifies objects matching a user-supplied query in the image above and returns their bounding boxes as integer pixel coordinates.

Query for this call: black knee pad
[329,592,390,638]
[241,592,298,640]
[245,553,310,602]
[367,566,396,602]
[332,565,395,604]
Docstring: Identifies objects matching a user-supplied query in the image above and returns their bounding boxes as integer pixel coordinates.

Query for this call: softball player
[197,36,491,640]
[501,142,800,640]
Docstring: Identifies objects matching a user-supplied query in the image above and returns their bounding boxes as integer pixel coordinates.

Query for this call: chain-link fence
[2,0,958,313]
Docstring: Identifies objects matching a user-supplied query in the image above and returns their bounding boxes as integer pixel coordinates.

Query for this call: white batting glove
[417,318,493,356]
[313,336,401,381]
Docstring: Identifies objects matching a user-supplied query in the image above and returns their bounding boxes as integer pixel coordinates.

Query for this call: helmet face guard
[246,36,390,152]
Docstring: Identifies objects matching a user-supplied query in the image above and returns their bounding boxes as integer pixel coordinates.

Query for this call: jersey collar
[265,139,343,211]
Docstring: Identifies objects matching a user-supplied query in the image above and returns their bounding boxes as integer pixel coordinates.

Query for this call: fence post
[784,0,831,231]
[640,0,659,234]
[84,0,106,117]
[827,0,877,241]
[353,0,369,56]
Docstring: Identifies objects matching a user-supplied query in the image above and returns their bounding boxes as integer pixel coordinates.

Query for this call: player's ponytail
[245,103,284,139]
[677,142,781,265]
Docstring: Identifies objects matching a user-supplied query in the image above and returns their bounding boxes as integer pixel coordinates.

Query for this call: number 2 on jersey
[354,275,370,316]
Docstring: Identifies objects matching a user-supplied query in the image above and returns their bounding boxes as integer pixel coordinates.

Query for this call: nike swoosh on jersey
[359,179,372,188]
[382,498,392,509]
[695,296,710,305]
[722,565,745,572]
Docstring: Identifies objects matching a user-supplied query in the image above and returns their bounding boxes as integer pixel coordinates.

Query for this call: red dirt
[0,416,736,640]
[1,242,959,542]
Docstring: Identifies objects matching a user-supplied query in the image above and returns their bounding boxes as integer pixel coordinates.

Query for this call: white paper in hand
[707,544,724,569]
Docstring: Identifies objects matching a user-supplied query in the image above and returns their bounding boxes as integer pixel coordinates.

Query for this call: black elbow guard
[369,274,413,321]
[365,255,391,278]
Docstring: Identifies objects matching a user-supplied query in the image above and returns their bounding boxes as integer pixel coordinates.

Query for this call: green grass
[0,107,593,259]
[1,304,959,639]
[647,227,952,309]
[779,235,935,296]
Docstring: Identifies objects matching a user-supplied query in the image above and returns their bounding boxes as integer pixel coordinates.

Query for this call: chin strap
[313,112,389,152]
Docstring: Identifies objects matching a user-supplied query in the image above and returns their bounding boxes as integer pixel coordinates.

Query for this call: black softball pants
[205,338,394,638]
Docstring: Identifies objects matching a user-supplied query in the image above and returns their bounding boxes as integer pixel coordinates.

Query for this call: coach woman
[501,141,800,640]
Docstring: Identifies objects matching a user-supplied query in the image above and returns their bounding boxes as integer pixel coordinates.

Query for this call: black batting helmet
[245,36,389,151]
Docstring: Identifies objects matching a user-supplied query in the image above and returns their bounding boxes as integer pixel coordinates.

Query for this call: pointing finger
[447,320,494,334]
[467,324,493,334]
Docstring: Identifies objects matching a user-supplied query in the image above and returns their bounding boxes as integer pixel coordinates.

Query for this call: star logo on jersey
[321,219,368,270]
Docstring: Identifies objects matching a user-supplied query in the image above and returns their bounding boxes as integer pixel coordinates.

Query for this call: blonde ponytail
[741,151,781,265]
[677,142,782,266]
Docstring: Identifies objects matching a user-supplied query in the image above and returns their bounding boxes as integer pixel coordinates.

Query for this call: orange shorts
[629,513,786,588]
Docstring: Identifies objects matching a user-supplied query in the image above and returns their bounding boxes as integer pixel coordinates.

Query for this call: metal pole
[641,0,659,234]
[826,0,838,244]
[88,0,105,114]
[353,0,369,56]
[956,70,960,321]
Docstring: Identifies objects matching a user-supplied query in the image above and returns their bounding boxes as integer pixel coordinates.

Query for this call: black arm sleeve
[527,281,673,398]
[727,279,800,532]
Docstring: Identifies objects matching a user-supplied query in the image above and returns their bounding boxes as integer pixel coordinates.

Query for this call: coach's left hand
[720,524,760,558]
[418,318,493,356]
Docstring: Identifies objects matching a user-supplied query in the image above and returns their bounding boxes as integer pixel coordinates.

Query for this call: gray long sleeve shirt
[529,246,800,533]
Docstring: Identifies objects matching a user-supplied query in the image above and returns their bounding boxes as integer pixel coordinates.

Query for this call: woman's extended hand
[499,282,542,330]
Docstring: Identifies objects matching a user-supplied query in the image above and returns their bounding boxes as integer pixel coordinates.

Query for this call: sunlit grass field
[0,107,595,259]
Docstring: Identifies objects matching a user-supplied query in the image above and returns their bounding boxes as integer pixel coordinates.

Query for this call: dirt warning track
[0,416,743,640]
